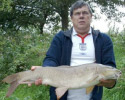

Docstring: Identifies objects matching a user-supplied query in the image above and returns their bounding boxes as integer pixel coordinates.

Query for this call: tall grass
[102,31,125,100]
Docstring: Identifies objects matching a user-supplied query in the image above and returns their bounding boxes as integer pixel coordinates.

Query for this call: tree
[0,0,12,11]
[89,0,125,21]
[0,0,55,34]
[48,0,76,31]
[0,0,124,34]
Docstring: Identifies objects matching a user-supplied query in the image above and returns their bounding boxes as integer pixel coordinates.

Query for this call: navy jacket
[43,28,116,100]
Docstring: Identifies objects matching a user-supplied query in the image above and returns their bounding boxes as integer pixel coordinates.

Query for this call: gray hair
[70,0,92,16]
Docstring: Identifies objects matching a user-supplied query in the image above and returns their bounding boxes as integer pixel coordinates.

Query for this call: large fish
[2,63,121,99]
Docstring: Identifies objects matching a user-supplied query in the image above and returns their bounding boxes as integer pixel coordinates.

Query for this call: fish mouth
[115,71,122,79]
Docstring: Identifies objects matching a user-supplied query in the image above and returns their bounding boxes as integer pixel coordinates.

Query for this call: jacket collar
[92,28,100,41]
[63,27,73,38]
[64,27,100,39]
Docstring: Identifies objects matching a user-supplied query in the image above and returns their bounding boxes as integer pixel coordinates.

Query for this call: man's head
[70,0,92,34]
[70,0,92,17]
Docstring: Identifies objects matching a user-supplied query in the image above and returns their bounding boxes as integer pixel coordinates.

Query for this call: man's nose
[79,13,84,18]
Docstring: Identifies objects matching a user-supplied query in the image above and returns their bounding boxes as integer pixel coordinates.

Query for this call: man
[30,0,116,100]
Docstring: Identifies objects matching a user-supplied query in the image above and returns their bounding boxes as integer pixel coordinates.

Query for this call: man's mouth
[79,21,85,24]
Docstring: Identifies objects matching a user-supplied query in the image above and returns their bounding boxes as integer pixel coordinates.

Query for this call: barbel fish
[2,63,121,99]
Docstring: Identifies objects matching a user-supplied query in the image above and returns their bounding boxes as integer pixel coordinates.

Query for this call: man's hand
[97,79,116,88]
[28,66,42,86]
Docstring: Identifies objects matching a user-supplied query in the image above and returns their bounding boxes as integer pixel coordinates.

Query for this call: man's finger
[38,79,42,84]
[34,79,42,85]
[35,80,39,85]
[31,66,36,71]
[28,83,32,87]
[31,66,41,71]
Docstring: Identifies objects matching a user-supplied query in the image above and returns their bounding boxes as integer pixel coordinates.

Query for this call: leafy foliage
[0,29,53,83]
[0,0,124,34]
[0,0,56,34]
[0,0,12,11]
[87,0,125,21]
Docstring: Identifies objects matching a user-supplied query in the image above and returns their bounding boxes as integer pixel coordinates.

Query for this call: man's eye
[74,11,89,16]
[75,12,80,15]
[83,11,89,15]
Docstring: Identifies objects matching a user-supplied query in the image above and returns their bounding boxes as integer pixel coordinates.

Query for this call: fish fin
[85,75,98,94]
[87,75,99,83]
[6,80,19,97]
[55,87,68,100]
[86,86,95,94]
[2,73,20,97]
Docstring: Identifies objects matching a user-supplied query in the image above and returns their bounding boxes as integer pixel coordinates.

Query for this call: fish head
[100,65,122,80]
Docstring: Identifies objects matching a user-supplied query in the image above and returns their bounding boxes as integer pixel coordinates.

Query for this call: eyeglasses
[73,11,90,16]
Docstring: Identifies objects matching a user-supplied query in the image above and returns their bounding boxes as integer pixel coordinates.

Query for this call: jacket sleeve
[101,34,116,68]
[102,34,116,89]
[42,31,63,67]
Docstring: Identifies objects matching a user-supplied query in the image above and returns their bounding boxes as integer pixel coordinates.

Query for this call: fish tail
[2,73,20,97]
[6,80,19,97]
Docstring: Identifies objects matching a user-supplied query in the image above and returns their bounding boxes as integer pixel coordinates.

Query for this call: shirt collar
[72,27,92,36]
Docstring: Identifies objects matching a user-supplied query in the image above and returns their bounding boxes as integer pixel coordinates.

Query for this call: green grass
[0,33,125,100]
[102,35,125,100]
[0,84,50,100]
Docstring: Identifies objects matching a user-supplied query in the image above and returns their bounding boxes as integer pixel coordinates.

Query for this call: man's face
[71,6,92,31]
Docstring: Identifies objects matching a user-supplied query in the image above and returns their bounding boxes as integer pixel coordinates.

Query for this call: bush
[0,30,54,82]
